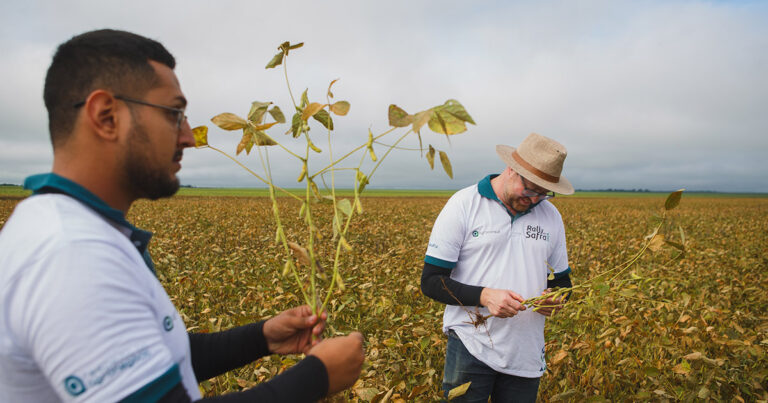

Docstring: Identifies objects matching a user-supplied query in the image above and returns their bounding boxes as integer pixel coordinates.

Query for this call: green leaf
[439,151,453,179]
[426,145,435,170]
[287,112,305,138]
[211,113,248,130]
[269,106,286,123]
[441,99,475,125]
[388,104,413,127]
[288,42,304,51]
[643,366,660,377]
[337,199,352,217]
[265,52,283,69]
[192,125,208,147]
[665,189,685,211]
[300,89,309,109]
[447,382,471,400]
[248,101,272,124]
[312,108,334,130]
[428,108,467,135]
[330,101,350,116]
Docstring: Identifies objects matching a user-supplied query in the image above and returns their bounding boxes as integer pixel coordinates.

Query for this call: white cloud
[0,0,766,192]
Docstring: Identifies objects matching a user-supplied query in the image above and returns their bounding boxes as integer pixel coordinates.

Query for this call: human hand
[308,332,365,395]
[263,305,327,355]
[480,288,526,318]
[533,289,566,317]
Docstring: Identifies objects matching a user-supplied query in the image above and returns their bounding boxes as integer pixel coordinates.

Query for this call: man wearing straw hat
[421,133,574,402]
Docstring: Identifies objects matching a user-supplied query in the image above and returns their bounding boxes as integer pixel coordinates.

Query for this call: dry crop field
[1,195,766,401]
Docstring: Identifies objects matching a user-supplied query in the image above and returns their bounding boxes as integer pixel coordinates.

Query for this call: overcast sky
[1,0,766,192]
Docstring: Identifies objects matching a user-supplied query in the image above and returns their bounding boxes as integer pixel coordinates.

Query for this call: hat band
[511,151,560,183]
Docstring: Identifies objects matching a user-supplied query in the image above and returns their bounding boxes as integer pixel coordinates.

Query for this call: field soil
[1,195,766,401]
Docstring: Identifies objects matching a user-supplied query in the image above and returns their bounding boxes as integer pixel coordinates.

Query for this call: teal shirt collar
[24,173,156,274]
[477,174,537,219]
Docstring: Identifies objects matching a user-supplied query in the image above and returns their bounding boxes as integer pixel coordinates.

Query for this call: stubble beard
[124,119,180,200]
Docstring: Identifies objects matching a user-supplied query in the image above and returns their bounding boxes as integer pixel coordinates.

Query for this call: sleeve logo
[64,375,86,396]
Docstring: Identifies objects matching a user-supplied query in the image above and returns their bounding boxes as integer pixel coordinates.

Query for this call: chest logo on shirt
[525,225,550,242]
[471,229,500,238]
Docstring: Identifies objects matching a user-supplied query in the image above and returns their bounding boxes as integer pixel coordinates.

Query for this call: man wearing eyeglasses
[0,29,364,402]
[421,133,574,402]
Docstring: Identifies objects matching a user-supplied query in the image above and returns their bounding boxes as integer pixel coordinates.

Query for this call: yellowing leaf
[428,108,467,135]
[439,151,453,179]
[252,129,277,146]
[426,145,435,169]
[236,131,254,155]
[287,112,306,138]
[447,382,471,400]
[254,121,279,131]
[648,234,665,252]
[665,189,685,211]
[388,104,413,127]
[441,99,475,125]
[302,102,326,121]
[337,199,352,217]
[192,125,208,147]
[330,101,350,116]
[339,236,352,251]
[412,110,431,134]
[211,113,247,130]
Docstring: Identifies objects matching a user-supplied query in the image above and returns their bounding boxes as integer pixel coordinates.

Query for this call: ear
[81,90,123,142]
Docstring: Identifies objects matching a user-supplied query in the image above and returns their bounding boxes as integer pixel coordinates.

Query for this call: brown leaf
[211,113,247,130]
[287,242,310,266]
[302,102,326,121]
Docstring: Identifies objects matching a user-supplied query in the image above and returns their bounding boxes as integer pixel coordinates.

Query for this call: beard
[124,119,180,200]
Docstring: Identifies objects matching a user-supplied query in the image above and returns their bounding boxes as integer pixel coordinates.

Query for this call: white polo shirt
[425,174,570,378]
[0,174,201,402]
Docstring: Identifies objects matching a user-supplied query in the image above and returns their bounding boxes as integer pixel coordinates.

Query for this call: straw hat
[496,133,574,195]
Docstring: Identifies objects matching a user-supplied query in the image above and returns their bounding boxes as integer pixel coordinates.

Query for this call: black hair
[43,29,176,147]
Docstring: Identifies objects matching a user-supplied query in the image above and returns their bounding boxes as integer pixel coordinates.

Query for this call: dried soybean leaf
[330,101,350,116]
[665,189,685,211]
[426,145,435,169]
[248,101,272,124]
[265,52,283,69]
[211,113,247,130]
[287,242,310,266]
[268,105,286,123]
[192,125,208,147]
[388,104,413,127]
[447,382,471,400]
[439,151,453,179]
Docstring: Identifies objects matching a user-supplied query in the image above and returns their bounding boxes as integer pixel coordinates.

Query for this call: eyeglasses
[518,173,555,200]
[74,95,187,129]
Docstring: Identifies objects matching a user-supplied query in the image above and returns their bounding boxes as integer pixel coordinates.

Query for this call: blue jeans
[442,330,540,403]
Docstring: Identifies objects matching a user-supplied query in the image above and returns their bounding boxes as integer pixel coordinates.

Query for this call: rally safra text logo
[525,225,550,241]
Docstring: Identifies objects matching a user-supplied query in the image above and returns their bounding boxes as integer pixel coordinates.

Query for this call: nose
[177,118,194,149]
